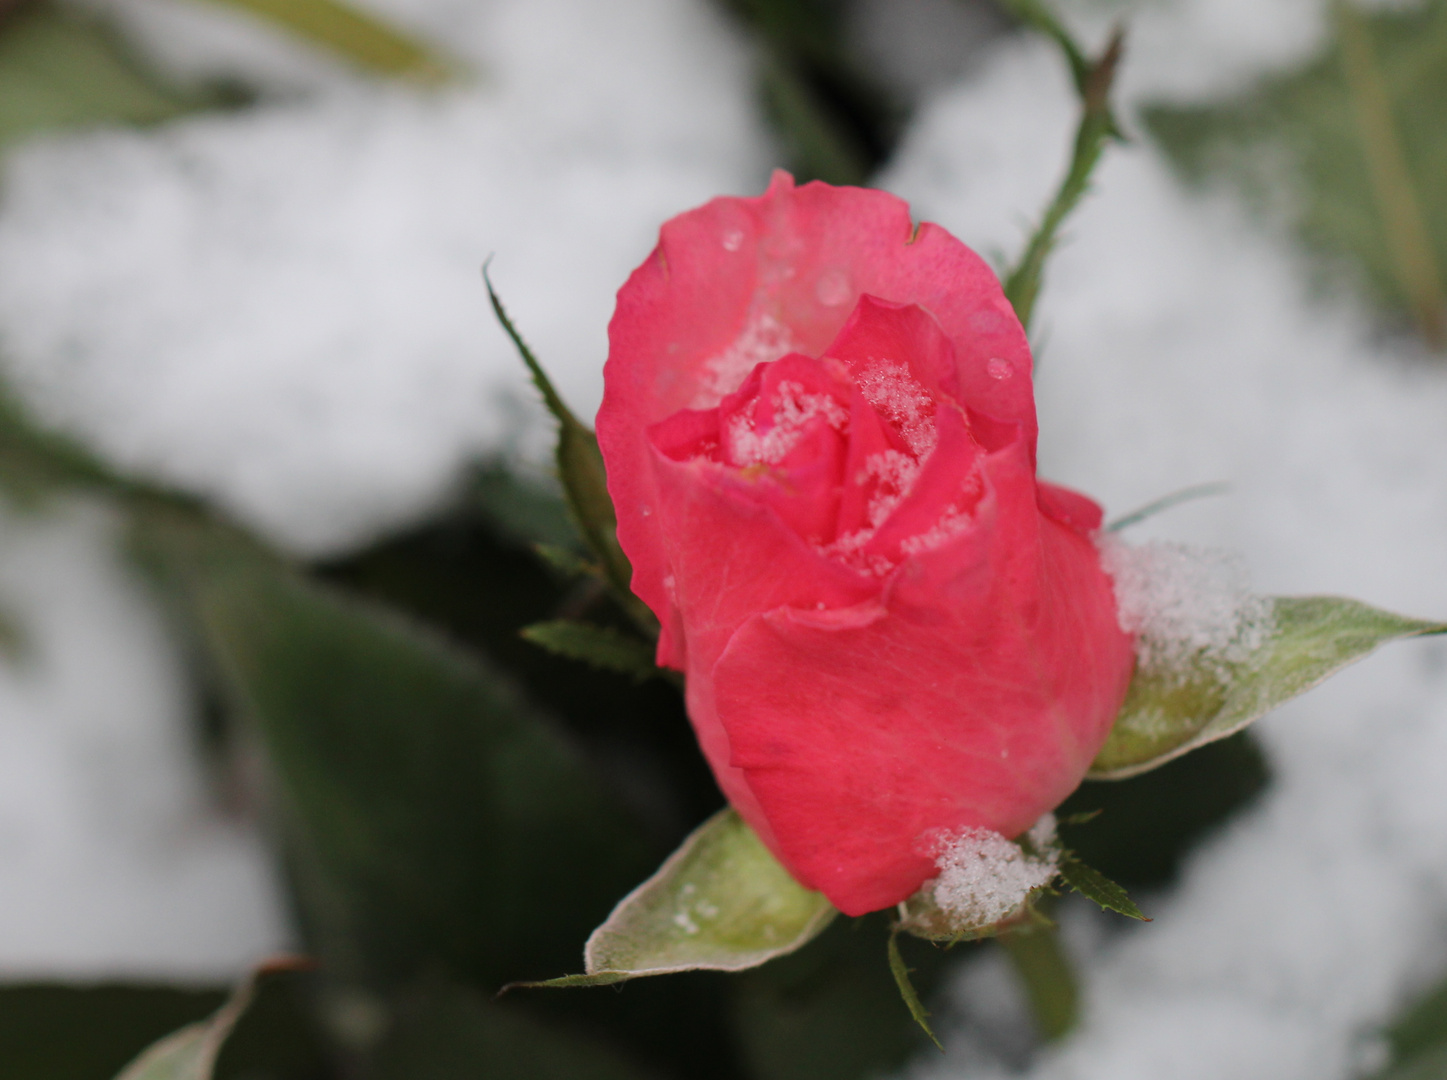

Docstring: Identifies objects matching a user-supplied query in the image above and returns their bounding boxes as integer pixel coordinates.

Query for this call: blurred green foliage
[1371,972,1447,1080]
[1147,0,1447,345]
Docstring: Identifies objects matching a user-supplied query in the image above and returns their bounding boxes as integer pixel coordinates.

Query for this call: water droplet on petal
[987,357,1013,380]
[816,268,851,307]
[722,229,744,252]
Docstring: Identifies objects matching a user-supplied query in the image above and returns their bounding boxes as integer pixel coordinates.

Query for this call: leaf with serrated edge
[1092,596,1447,779]
[887,928,942,1051]
[1057,856,1147,921]
[576,808,835,979]
[521,620,657,682]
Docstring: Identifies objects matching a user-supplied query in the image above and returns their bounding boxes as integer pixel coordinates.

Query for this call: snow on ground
[0,0,766,978]
[0,503,287,978]
[884,14,1447,1079]
[0,0,766,554]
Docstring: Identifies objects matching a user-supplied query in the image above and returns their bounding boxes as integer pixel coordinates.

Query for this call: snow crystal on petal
[695,311,798,407]
[1099,536,1275,676]
[726,379,848,466]
[854,358,937,457]
[926,823,1059,930]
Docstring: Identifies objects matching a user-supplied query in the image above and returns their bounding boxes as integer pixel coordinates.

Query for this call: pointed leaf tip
[577,808,835,981]
[1093,596,1447,779]
[1057,855,1148,921]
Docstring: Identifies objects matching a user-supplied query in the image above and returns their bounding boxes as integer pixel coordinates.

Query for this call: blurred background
[0,0,1445,1077]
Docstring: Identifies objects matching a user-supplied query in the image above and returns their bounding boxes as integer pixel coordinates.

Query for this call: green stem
[999,6,1125,333]
[1334,0,1446,349]
[998,923,1079,1041]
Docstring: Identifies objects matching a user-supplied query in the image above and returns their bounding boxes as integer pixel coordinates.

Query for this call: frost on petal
[1100,536,1275,680]
[725,379,849,466]
[694,311,799,408]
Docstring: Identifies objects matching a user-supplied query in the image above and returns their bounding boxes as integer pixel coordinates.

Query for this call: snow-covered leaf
[1092,596,1447,779]
[537,808,835,984]
[521,620,657,683]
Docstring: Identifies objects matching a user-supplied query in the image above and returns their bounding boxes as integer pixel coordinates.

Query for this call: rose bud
[596,173,1134,917]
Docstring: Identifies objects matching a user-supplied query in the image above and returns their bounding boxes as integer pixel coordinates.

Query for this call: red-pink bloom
[597,173,1133,917]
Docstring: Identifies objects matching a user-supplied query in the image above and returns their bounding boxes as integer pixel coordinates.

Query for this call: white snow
[0,503,288,978]
[883,5,1447,1077]
[0,0,767,555]
[923,818,1061,932]
[1099,537,1274,676]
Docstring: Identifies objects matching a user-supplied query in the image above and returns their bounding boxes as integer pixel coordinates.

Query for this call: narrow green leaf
[1056,855,1148,921]
[113,959,304,1080]
[997,923,1079,1041]
[1093,596,1447,778]
[886,928,941,1051]
[1106,481,1230,532]
[520,620,657,682]
[196,0,455,83]
[483,267,653,635]
[563,808,835,981]
[532,543,599,580]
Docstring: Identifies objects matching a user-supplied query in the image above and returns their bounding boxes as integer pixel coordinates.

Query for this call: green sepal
[886,928,942,1052]
[520,620,658,683]
[483,266,655,636]
[528,809,836,986]
[532,543,600,581]
[1056,854,1148,921]
[1093,596,1447,779]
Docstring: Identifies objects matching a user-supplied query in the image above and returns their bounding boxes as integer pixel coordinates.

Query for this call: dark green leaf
[132,510,652,990]
[1056,854,1147,921]
[1093,597,1447,778]
[521,620,658,682]
[196,0,455,83]
[372,980,652,1080]
[886,928,941,1051]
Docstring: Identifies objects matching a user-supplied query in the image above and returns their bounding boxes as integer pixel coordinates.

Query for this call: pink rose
[596,173,1134,917]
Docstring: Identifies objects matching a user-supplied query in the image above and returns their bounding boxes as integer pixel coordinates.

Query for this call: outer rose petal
[598,172,1032,646]
[711,447,1134,915]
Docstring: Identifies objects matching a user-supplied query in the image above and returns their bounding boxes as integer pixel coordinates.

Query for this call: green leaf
[1091,596,1447,779]
[1376,1044,1447,1080]
[131,510,653,989]
[1146,0,1447,345]
[195,0,456,83]
[483,267,654,635]
[1056,854,1147,921]
[557,808,836,981]
[372,980,654,1080]
[0,3,197,153]
[521,620,657,682]
[886,928,941,1051]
